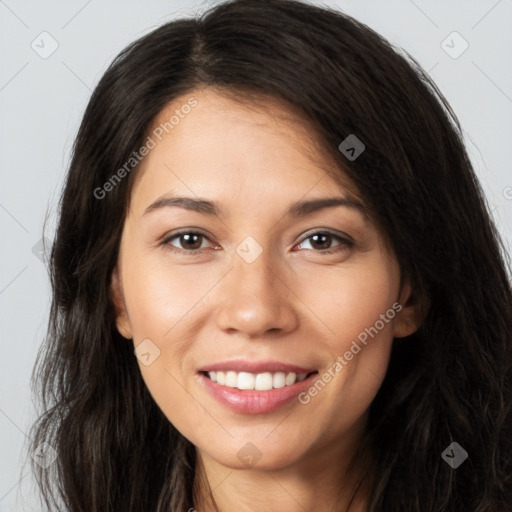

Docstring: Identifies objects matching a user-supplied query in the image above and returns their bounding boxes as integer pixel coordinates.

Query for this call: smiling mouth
[200,370,318,391]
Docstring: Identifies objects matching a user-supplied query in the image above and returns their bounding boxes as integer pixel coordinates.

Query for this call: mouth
[199,369,317,391]
[196,362,319,414]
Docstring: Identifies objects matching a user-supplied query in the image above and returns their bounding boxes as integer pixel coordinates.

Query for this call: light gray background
[1,0,511,510]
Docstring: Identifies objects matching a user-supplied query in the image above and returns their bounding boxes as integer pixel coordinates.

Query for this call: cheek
[121,253,211,340]
[120,258,205,432]
[297,255,399,416]
[119,256,201,395]
[297,256,399,348]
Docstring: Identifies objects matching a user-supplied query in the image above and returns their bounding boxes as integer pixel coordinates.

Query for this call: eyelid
[162,227,211,241]
[296,227,354,245]
[161,228,216,251]
[161,227,354,255]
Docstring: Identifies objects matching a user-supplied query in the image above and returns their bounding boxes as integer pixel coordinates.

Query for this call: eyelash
[161,229,354,255]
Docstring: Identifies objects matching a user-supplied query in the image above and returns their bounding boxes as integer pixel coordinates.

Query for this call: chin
[202,439,310,471]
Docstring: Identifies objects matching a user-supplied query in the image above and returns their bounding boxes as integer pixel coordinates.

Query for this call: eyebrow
[143,195,367,219]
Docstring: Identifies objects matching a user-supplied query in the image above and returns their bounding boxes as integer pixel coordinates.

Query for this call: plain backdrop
[0,0,511,510]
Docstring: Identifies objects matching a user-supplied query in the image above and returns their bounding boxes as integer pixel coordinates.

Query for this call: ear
[110,266,133,339]
[393,280,424,338]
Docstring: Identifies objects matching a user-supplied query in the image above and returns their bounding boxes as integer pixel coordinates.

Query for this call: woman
[29,0,512,510]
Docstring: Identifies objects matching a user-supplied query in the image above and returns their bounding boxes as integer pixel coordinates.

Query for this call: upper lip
[198,360,317,374]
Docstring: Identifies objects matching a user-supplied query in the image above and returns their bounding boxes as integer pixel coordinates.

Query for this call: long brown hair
[29,1,512,510]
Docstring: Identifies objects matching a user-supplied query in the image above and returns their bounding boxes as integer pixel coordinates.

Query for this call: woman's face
[112,88,418,471]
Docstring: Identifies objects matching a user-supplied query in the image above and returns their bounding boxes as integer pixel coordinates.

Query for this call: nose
[214,245,299,339]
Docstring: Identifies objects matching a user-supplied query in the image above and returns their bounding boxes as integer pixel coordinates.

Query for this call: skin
[111,87,421,512]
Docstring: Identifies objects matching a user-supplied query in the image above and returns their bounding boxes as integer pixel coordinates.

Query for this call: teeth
[238,372,256,390]
[225,371,238,387]
[285,372,296,386]
[273,372,286,388]
[254,372,273,391]
[207,370,310,390]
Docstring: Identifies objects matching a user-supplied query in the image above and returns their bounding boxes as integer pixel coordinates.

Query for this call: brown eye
[296,231,353,254]
[163,230,213,253]
[176,233,204,250]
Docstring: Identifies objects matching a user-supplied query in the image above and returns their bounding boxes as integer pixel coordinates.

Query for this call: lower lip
[198,372,318,414]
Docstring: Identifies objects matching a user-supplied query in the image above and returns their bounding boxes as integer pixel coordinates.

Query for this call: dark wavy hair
[28,0,512,510]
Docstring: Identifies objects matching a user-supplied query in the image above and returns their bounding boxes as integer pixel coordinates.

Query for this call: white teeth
[206,370,311,390]
[225,371,238,388]
[285,372,296,386]
[237,372,255,390]
[255,372,273,391]
[273,372,286,388]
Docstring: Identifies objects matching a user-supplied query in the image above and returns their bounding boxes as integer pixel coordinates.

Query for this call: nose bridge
[231,236,281,308]
[235,234,274,287]
[215,235,297,336]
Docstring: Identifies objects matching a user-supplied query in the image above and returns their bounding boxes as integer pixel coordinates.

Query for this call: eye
[162,230,217,253]
[161,229,353,256]
[295,230,353,254]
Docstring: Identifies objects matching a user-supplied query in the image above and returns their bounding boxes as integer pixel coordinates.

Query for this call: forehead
[130,87,361,211]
